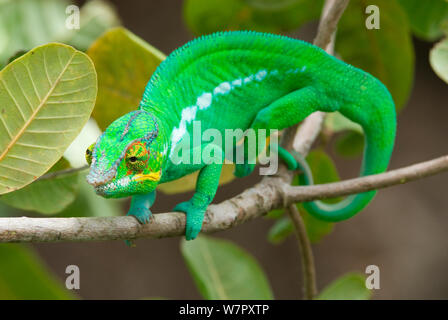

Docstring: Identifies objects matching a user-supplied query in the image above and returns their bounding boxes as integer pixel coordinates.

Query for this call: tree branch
[1,155,447,243]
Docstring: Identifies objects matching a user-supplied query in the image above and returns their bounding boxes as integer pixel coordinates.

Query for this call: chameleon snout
[86,168,115,187]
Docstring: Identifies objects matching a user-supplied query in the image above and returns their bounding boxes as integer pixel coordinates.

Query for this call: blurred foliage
[430,22,448,84]
[181,235,273,299]
[0,0,120,69]
[0,244,75,299]
[57,172,123,218]
[267,217,293,244]
[0,0,69,67]
[317,273,371,300]
[431,37,448,84]
[337,0,414,111]
[87,27,165,131]
[324,112,364,158]
[184,0,323,35]
[66,0,121,51]
[398,0,448,41]
[0,43,97,195]
[268,149,337,244]
[0,158,80,214]
[334,131,365,158]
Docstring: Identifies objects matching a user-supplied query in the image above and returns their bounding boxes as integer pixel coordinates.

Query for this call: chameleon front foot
[173,201,206,241]
[127,206,154,224]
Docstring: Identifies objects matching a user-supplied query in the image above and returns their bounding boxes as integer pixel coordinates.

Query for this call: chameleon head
[85,110,165,198]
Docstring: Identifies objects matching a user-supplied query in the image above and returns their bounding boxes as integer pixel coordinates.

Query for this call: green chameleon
[85,31,396,241]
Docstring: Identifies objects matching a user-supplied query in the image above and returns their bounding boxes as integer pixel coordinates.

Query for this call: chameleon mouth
[132,170,161,182]
[93,170,161,196]
[94,176,132,196]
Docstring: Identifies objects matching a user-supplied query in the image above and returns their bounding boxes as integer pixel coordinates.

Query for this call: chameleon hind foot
[173,200,206,241]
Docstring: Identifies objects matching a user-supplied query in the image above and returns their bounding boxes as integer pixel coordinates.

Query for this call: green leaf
[317,273,371,300]
[183,0,323,35]
[398,0,448,41]
[0,43,97,194]
[0,0,70,66]
[0,158,79,214]
[430,37,448,84]
[87,27,165,131]
[265,207,284,219]
[324,112,364,158]
[334,131,364,158]
[337,0,414,110]
[65,0,121,51]
[0,244,75,299]
[299,210,334,244]
[181,235,273,299]
[324,112,363,135]
[267,217,293,244]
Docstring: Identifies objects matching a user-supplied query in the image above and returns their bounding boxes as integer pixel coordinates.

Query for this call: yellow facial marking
[133,170,162,182]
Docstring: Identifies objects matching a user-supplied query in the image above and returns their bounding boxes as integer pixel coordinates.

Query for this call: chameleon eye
[125,142,149,171]
[85,143,95,166]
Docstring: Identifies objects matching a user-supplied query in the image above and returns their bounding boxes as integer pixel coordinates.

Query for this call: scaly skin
[86,31,396,240]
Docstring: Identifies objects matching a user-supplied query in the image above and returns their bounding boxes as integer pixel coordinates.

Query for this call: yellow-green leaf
[87,27,165,130]
[181,235,273,299]
[430,37,448,84]
[0,43,97,194]
[0,158,79,214]
[317,273,371,300]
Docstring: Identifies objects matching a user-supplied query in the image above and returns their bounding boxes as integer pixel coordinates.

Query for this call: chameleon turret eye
[85,143,95,166]
[125,142,149,171]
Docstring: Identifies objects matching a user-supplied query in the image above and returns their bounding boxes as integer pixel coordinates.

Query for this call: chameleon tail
[297,93,396,222]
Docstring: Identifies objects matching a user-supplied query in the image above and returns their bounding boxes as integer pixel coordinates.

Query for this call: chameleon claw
[173,201,205,240]
[127,207,153,225]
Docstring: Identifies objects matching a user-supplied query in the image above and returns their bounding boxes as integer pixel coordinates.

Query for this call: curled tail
[299,87,396,222]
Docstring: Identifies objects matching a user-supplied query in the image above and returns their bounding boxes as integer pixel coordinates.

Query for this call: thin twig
[36,165,89,181]
[286,204,317,300]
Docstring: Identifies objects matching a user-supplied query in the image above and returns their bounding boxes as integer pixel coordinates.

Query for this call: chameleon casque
[85,31,396,241]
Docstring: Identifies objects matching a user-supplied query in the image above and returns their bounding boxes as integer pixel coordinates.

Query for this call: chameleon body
[86,31,396,240]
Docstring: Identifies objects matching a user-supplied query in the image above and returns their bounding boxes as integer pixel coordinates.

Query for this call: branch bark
[287,204,318,300]
[1,155,447,243]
